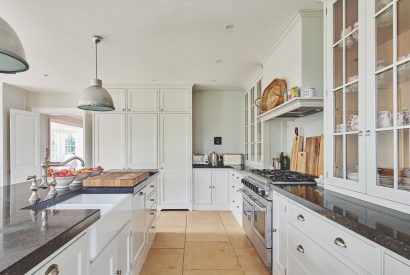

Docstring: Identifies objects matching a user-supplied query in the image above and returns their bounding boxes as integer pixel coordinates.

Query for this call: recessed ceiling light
[225,24,234,30]
[212,79,216,82]
[43,74,49,77]
[152,78,158,82]
[216,59,223,64]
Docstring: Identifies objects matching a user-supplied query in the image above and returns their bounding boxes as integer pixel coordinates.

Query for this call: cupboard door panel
[160,172,191,208]
[107,88,126,112]
[128,114,158,169]
[211,170,229,205]
[128,88,158,112]
[194,170,212,205]
[94,114,127,169]
[160,88,191,112]
[132,191,145,267]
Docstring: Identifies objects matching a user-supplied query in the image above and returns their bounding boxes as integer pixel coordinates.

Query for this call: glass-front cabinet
[326,0,410,205]
[245,77,264,167]
[327,0,366,192]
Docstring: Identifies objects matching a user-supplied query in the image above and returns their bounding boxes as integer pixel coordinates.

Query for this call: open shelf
[257,97,323,122]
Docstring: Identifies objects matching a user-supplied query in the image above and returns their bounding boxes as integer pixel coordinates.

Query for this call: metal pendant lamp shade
[78,36,115,111]
[0,17,29,73]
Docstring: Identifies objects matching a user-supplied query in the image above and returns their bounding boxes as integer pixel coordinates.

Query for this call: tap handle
[27,175,37,181]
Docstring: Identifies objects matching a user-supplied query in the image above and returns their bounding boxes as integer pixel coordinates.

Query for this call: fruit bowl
[90,167,104,177]
[54,175,77,189]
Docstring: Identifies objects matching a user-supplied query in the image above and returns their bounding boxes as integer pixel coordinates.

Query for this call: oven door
[252,198,272,248]
[242,195,254,240]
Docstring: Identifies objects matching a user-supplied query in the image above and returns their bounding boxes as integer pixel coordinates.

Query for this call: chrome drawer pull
[297,245,304,253]
[150,185,155,188]
[44,264,59,275]
[297,214,305,221]
[150,198,155,202]
[334,237,347,248]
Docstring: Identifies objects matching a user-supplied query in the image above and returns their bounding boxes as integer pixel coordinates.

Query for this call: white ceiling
[0,0,322,93]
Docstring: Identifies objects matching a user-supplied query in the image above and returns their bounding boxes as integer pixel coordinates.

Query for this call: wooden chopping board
[305,136,322,176]
[296,152,307,173]
[83,171,149,187]
[290,135,304,171]
[317,134,325,176]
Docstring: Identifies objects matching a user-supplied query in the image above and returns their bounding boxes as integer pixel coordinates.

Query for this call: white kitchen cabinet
[32,234,89,275]
[272,193,287,275]
[132,189,146,268]
[159,114,192,209]
[229,170,243,224]
[383,252,410,275]
[287,223,361,275]
[193,169,229,210]
[90,224,132,275]
[128,114,158,169]
[194,169,212,205]
[128,88,158,112]
[212,170,229,205]
[325,0,410,206]
[159,88,191,112]
[107,88,127,112]
[94,113,127,169]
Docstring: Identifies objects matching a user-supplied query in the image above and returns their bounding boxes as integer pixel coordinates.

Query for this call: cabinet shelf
[257,97,323,122]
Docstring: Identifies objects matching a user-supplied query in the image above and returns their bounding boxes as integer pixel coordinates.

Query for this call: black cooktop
[250,169,317,182]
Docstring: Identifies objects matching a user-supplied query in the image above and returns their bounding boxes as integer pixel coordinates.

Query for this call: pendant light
[78,36,115,111]
[0,17,29,73]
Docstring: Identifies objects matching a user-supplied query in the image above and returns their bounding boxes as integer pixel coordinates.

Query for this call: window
[65,135,76,154]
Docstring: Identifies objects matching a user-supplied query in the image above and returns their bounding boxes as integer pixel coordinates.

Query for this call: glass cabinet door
[368,0,410,203]
[328,0,365,191]
[256,79,262,162]
[245,92,249,161]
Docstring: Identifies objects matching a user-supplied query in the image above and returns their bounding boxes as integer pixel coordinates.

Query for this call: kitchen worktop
[0,170,158,274]
[0,181,100,275]
[193,164,234,169]
[272,184,410,260]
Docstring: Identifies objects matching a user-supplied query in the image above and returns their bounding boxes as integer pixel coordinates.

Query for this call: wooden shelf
[257,97,323,122]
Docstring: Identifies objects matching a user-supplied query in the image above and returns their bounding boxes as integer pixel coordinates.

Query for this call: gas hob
[249,169,317,183]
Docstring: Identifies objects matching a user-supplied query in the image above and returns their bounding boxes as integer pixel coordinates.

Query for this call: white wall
[27,92,80,109]
[193,90,244,154]
[0,83,28,185]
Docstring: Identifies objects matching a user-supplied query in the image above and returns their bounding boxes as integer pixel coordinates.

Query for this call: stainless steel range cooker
[240,170,316,268]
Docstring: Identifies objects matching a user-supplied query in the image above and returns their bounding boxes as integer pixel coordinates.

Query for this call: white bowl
[54,175,77,189]
[75,171,91,182]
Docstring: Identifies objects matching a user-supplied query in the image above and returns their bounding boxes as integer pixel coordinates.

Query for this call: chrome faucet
[39,148,85,197]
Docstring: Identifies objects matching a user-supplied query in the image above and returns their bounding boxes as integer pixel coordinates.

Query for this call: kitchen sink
[48,193,132,261]
[47,194,130,216]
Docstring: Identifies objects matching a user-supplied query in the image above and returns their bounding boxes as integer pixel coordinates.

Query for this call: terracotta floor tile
[157,215,187,227]
[140,248,184,275]
[183,270,244,275]
[186,223,229,242]
[184,242,240,270]
[187,211,222,224]
[219,211,238,225]
[152,226,186,248]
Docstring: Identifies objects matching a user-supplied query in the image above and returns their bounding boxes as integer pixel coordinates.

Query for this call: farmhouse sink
[48,193,132,261]
[48,194,129,216]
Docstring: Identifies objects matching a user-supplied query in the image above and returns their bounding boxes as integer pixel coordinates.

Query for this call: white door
[115,225,132,275]
[90,241,115,275]
[83,112,93,167]
[107,88,127,112]
[128,88,158,112]
[272,194,287,275]
[211,170,229,205]
[159,88,191,112]
[94,114,127,169]
[159,114,192,209]
[194,170,212,205]
[128,114,158,169]
[132,190,145,267]
[10,109,40,185]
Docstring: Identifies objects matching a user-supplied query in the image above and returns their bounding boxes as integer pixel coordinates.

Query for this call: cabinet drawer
[288,202,378,274]
[146,189,157,206]
[287,223,360,275]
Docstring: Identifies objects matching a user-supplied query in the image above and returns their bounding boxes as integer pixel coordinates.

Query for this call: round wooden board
[261,78,287,112]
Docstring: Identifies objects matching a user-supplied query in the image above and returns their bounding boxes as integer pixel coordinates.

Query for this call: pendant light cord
[95,41,98,79]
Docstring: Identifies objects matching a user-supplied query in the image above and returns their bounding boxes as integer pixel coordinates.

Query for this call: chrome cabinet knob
[297,245,304,253]
[334,237,347,248]
[44,264,59,275]
[139,191,144,196]
[116,270,122,275]
[297,214,305,221]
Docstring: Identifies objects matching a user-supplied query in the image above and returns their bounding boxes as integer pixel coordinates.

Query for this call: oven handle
[254,201,266,211]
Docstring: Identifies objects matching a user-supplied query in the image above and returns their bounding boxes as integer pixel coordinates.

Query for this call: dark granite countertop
[272,184,410,260]
[0,182,100,275]
[193,164,234,169]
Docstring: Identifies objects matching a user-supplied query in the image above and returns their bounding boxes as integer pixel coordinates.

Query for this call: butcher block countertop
[83,171,149,187]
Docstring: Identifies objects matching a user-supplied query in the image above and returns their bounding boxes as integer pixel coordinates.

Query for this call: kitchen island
[0,170,158,275]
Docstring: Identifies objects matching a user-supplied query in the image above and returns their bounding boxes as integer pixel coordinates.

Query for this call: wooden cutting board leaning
[296,152,307,173]
[305,136,322,176]
[290,127,304,171]
[83,171,149,187]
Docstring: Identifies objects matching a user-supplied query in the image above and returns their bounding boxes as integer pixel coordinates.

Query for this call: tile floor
[140,211,271,275]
